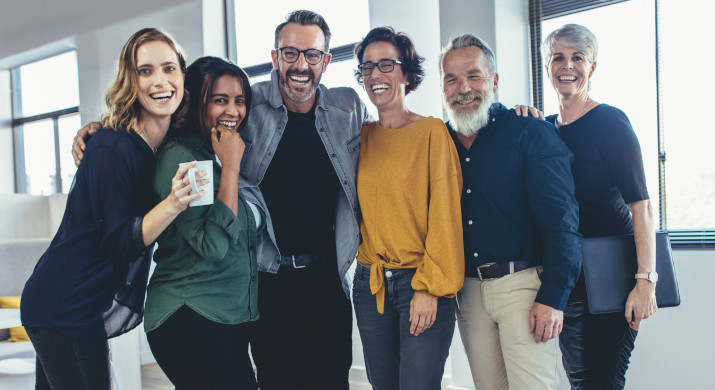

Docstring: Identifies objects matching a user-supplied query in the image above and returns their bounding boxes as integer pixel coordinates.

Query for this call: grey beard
[444,91,494,137]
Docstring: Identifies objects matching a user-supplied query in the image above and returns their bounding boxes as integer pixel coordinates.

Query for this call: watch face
[649,272,659,283]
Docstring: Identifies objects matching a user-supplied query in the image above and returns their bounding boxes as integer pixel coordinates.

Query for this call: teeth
[151,92,173,102]
[290,75,309,83]
[371,84,389,93]
[219,121,237,127]
[559,76,576,81]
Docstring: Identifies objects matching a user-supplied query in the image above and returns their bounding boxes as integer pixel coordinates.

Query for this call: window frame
[11,51,80,194]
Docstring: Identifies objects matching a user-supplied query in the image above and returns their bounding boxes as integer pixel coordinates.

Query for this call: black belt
[465,261,532,280]
[279,254,327,269]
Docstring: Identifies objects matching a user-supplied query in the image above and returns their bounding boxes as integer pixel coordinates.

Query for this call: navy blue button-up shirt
[448,103,582,310]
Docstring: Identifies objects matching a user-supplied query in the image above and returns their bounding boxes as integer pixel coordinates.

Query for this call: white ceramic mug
[179,160,213,207]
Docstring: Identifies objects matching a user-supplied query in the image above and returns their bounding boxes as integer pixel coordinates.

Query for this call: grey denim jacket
[239,70,370,295]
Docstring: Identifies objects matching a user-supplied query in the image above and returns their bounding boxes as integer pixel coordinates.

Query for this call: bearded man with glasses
[238,9,370,390]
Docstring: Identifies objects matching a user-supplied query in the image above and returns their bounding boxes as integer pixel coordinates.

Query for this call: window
[530,0,714,246]
[228,0,376,117]
[12,51,80,194]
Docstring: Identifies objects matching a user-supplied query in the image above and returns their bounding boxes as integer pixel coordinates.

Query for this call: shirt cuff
[535,282,571,311]
[204,200,241,241]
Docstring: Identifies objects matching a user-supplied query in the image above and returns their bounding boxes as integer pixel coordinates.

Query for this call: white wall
[626,249,715,389]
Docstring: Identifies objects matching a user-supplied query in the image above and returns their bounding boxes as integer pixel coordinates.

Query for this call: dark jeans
[146,305,257,390]
[560,279,638,390]
[353,263,456,390]
[249,263,353,390]
[25,326,110,390]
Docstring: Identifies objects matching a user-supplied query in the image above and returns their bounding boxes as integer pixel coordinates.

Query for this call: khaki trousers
[456,267,562,390]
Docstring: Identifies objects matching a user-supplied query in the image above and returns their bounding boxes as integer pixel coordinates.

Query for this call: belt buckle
[291,255,306,269]
[476,262,496,280]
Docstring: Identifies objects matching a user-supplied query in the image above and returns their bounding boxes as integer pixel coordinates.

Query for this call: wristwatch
[635,272,658,283]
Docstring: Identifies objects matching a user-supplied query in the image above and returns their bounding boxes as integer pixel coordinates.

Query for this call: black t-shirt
[547,104,649,238]
[259,109,339,256]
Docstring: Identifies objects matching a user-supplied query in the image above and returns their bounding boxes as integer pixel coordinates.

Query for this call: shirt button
[385,270,393,278]
[331,154,336,158]
[491,118,496,122]
[466,189,471,194]
[468,220,473,225]
[473,253,479,258]
[465,157,470,162]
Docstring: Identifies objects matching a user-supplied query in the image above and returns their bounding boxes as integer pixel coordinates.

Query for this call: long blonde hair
[102,27,188,132]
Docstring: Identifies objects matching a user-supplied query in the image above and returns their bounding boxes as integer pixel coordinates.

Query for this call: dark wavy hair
[353,27,425,95]
[183,56,252,136]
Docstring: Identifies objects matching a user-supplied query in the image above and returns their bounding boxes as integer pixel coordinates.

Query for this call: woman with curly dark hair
[352,27,464,389]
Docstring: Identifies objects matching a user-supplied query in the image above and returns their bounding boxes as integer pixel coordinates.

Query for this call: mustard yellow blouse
[357,117,464,313]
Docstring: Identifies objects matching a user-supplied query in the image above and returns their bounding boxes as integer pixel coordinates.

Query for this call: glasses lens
[360,63,375,76]
[305,49,323,65]
[281,47,299,62]
[378,60,395,73]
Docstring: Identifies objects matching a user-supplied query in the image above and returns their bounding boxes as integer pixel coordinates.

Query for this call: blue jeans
[25,326,110,390]
[353,263,456,390]
[559,278,638,390]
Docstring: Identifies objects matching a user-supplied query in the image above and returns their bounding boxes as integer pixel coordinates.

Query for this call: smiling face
[271,23,331,112]
[361,41,408,112]
[441,46,498,136]
[546,42,596,100]
[203,75,246,134]
[135,40,184,130]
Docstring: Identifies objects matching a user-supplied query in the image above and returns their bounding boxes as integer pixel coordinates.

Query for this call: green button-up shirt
[144,126,259,332]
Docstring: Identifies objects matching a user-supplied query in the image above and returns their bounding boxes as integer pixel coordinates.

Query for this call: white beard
[444,89,495,137]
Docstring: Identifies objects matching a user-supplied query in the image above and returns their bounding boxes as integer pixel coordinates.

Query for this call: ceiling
[0,0,197,62]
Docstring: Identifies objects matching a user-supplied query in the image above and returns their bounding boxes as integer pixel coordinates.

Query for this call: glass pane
[16,51,80,117]
[58,114,80,193]
[19,120,57,195]
[233,0,369,67]
[541,0,659,222]
[659,0,715,229]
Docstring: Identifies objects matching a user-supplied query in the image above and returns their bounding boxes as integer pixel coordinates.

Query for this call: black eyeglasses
[277,46,327,65]
[357,59,403,76]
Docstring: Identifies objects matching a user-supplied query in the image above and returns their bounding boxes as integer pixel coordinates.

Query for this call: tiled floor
[141,363,172,390]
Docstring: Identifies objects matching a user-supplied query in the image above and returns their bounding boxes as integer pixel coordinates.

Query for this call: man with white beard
[440,34,582,390]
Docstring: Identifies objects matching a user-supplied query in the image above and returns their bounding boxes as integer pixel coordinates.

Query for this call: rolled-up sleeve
[154,145,244,262]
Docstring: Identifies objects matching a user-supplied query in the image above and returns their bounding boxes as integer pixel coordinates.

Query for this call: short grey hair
[542,24,598,66]
[274,10,332,51]
[439,34,497,75]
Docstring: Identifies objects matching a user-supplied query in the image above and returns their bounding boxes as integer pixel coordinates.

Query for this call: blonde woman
[21,28,202,390]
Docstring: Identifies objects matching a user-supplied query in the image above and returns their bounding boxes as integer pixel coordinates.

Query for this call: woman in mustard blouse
[352,27,464,389]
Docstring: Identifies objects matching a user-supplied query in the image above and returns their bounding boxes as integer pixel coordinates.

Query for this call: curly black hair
[353,27,425,95]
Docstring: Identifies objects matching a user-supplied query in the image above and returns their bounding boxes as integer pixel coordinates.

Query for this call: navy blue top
[22,127,157,340]
[448,103,582,310]
[547,104,649,238]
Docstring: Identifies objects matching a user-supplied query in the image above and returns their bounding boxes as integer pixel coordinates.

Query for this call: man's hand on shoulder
[529,302,563,343]
[514,105,545,120]
[73,122,101,167]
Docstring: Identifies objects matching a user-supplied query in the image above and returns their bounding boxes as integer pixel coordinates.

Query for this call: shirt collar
[174,125,211,152]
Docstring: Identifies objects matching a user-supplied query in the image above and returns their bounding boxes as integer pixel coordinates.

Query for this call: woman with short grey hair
[542,23,657,389]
